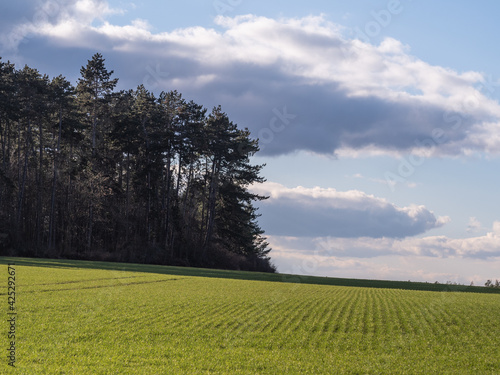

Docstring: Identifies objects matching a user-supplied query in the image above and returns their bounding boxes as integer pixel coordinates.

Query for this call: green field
[1,257,499,374]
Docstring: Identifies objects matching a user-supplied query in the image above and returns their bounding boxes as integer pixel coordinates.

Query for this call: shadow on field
[1,256,499,294]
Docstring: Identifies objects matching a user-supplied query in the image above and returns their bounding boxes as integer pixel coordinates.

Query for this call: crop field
[1,257,499,374]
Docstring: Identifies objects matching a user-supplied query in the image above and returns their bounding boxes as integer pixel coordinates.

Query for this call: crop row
[4,264,500,374]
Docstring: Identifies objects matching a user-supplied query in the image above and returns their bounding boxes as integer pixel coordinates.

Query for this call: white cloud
[267,226,500,282]
[466,217,482,233]
[1,0,120,46]
[270,220,500,260]
[4,4,500,157]
[270,242,500,284]
[3,2,499,285]
[252,182,449,238]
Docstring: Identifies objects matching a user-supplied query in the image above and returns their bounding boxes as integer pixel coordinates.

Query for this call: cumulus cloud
[251,182,449,238]
[269,240,500,284]
[3,2,500,157]
[266,220,500,260]
[0,0,121,50]
[466,217,482,233]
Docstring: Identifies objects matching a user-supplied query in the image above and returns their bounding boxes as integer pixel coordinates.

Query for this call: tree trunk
[16,119,31,237]
[87,195,94,256]
[35,118,44,252]
[61,142,74,256]
[203,158,218,259]
[49,106,62,250]
[0,116,5,210]
[125,151,130,244]
[163,151,173,261]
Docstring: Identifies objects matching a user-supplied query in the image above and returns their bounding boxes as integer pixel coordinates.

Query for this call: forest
[0,53,275,273]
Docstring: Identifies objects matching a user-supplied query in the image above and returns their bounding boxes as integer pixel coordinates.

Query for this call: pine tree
[47,75,76,252]
[76,53,118,255]
[77,53,118,155]
[0,59,17,228]
[15,66,50,246]
[0,55,275,272]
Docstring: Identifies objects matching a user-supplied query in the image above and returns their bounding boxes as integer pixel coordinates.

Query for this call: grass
[1,257,499,374]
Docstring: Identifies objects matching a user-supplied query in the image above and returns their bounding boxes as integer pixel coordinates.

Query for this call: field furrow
[2,258,500,374]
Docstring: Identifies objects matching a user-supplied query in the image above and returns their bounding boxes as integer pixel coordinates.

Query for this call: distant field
[1,257,499,374]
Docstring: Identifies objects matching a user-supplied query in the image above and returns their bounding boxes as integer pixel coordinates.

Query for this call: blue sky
[2,0,500,284]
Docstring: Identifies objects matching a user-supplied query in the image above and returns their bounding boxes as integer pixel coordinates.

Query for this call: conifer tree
[77,53,118,155]
[0,55,275,272]
[76,53,118,254]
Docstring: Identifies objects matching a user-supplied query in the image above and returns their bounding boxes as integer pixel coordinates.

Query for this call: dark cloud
[258,199,444,238]
[1,4,498,157]
[0,0,37,32]
[270,228,500,260]
[252,183,449,238]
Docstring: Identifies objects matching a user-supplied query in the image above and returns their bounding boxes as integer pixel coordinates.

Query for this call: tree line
[0,53,275,272]
[484,279,500,288]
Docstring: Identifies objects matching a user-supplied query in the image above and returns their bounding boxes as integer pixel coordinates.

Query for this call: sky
[2,0,500,284]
